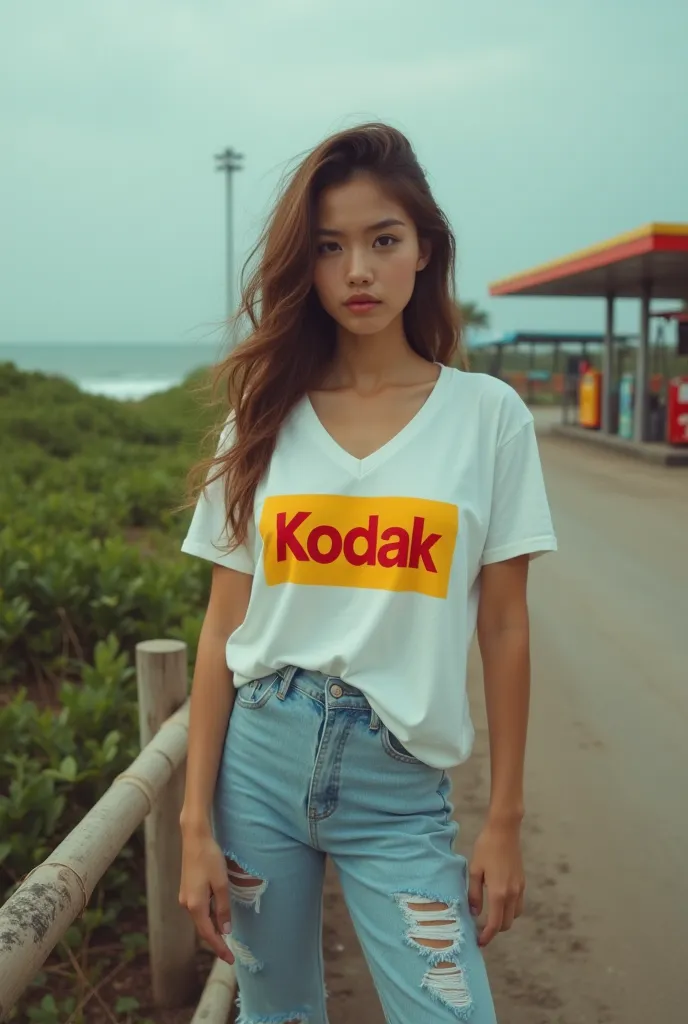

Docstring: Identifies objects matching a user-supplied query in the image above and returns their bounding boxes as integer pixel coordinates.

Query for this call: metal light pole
[214,146,244,322]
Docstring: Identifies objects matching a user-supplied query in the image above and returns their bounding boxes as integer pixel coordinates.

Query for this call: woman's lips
[345,300,381,313]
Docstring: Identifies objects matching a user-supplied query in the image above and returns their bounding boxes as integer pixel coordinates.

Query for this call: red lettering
[343,515,379,566]
[274,510,442,574]
[409,516,440,572]
[307,524,342,564]
[276,511,310,561]
[377,526,410,568]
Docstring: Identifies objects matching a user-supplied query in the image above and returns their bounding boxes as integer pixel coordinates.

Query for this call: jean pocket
[380,725,423,765]
[235,673,280,710]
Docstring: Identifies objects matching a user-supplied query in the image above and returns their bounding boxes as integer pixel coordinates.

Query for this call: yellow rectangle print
[260,494,458,599]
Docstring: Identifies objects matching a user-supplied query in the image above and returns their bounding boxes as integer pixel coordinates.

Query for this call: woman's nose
[346,249,373,285]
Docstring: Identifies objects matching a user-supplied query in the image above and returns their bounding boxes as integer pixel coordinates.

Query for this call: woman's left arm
[469,553,531,948]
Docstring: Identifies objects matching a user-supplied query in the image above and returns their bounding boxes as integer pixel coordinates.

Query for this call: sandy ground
[321,421,688,1023]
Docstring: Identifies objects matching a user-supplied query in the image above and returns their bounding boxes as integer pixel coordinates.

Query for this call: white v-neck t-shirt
[181,366,557,768]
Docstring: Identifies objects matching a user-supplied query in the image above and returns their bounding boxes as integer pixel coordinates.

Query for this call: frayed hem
[235,989,311,1023]
[236,1010,310,1024]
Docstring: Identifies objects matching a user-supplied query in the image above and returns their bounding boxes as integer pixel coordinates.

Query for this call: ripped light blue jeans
[212,666,497,1024]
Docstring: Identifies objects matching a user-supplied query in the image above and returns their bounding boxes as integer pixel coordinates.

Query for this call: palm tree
[459,301,490,330]
[450,301,490,370]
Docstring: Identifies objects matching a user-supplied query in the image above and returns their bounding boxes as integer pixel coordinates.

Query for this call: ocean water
[0,341,226,400]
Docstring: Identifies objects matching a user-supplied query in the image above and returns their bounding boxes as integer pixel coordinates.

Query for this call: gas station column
[602,293,615,433]
[634,283,651,443]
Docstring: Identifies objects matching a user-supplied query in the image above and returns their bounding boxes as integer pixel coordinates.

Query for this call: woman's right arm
[178,563,253,962]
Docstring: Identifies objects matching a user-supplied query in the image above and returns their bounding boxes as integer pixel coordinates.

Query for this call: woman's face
[312,171,430,337]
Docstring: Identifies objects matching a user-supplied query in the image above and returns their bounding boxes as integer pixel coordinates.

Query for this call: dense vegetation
[0,361,224,1023]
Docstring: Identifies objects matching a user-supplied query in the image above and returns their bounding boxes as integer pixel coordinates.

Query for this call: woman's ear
[416,238,432,272]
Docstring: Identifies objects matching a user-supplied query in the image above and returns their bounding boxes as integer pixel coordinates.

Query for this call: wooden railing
[0,640,235,1023]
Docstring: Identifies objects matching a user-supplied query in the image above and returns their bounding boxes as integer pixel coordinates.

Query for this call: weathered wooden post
[136,639,198,1007]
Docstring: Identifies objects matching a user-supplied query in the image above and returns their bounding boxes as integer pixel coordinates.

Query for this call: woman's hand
[468,819,525,948]
[178,824,235,965]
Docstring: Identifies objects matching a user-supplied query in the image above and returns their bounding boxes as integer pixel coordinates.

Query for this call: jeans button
[329,683,343,699]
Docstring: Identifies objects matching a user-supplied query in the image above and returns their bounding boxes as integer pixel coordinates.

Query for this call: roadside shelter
[468,330,631,406]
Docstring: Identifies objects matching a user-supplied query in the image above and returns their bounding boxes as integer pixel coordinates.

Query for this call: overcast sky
[2,0,686,345]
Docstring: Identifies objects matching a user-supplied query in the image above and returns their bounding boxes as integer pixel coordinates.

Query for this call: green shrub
[0,361,220,1021]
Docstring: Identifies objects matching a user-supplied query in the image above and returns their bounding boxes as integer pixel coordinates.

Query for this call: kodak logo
[276,511,441,572]
[260,494,458,599]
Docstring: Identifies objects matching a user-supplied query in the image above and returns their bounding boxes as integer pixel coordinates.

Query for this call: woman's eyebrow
[316,218,406,237]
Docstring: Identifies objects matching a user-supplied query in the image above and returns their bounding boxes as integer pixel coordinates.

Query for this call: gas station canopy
[489,223,688,299]
[487,222,688,444]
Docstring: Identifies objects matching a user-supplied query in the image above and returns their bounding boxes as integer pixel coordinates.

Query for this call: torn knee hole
[226,859,262,888]
[228,936,263,973]
[401,898,459,947]
[407,900,455,949]
[395,893,472,1016]
[226,857,268,912]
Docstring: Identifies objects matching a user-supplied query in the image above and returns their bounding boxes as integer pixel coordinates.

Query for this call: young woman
[178,122,557,1024]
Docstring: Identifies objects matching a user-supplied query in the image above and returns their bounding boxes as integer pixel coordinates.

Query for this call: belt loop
[276,665,298,700]
[369,709,381,732]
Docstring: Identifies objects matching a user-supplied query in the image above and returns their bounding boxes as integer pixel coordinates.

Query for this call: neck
[327,315,427,389]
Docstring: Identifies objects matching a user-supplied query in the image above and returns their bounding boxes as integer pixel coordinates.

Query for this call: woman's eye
[374,235,398,248]
[317,241,340,255]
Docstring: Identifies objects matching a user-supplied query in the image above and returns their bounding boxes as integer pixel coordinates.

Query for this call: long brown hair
[182,122,466,551]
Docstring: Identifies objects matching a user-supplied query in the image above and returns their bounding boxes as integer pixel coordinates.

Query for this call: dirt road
[322,427,688,1023]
